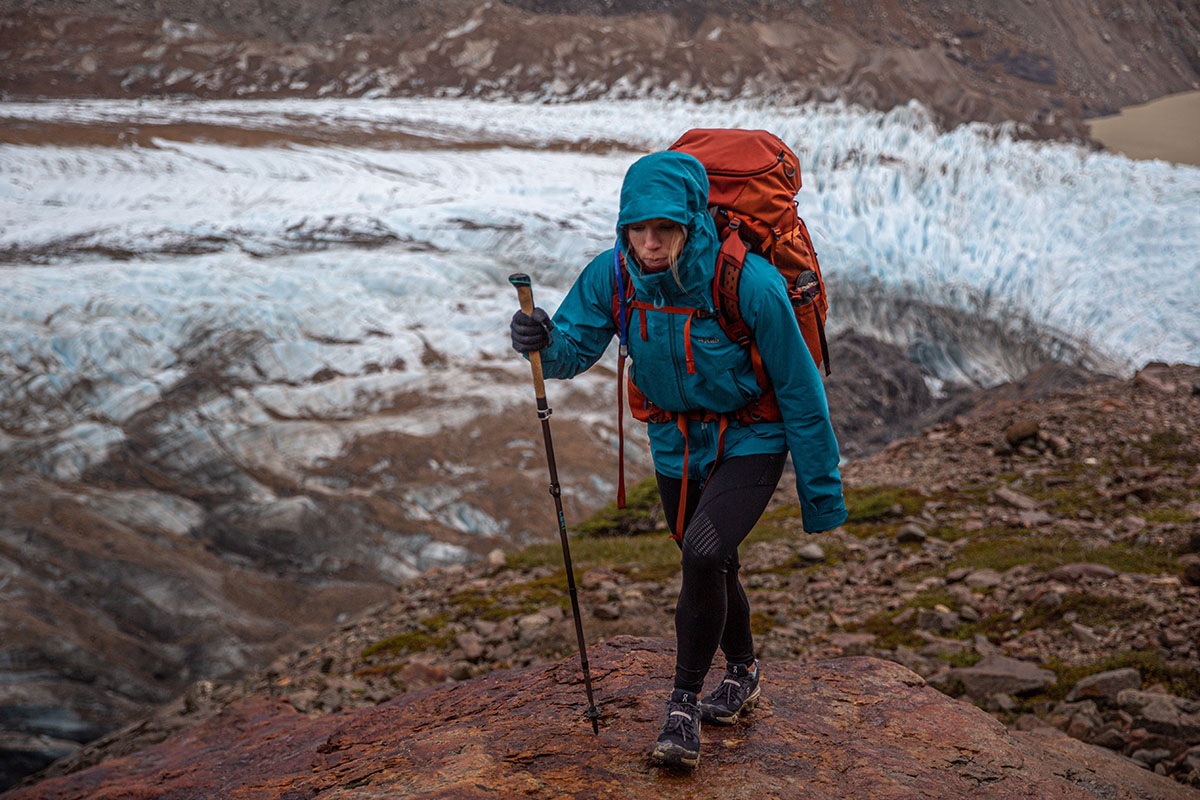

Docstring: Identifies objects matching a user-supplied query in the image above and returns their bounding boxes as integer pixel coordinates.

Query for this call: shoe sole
[650,741,700,770]
[699,684,761,726]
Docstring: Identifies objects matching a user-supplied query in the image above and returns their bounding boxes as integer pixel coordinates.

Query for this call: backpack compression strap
[712,221,751,346]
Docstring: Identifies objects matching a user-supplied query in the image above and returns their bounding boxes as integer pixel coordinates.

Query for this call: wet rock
[950,654,1056,697]
[9,637,1195,800]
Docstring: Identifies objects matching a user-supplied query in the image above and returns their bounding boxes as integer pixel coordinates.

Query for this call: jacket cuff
[802,505,847,534]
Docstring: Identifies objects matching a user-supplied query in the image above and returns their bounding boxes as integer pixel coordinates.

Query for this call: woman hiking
[510,149,847,770]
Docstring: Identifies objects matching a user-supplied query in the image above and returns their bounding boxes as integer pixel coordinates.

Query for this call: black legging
[656,452,787,694]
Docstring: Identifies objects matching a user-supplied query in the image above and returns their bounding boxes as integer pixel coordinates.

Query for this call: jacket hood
[616,151,718,300]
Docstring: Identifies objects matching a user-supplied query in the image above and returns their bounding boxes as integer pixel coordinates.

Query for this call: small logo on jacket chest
[694,336,721,344]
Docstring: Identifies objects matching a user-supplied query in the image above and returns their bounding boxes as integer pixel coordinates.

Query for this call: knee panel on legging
[681,509,735,574]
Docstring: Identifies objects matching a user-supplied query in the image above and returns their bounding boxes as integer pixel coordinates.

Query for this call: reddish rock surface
[7,636,1195,800]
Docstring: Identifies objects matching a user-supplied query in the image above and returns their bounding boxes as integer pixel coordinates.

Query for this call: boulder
[9,636,1194,800]
[1117,690,1200,743]
[950,654,1056,697]
[1005,419,1041,446]
[896,523,928,543]
[1046,563,1119,582]
[995,486,1039,510]
[796,543,826,562]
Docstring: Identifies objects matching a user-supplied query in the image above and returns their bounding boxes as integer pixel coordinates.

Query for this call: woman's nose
[644,230,661,249]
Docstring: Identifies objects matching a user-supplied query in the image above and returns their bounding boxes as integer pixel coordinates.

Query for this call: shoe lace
[709,672,743,706]
[663,705,697,738]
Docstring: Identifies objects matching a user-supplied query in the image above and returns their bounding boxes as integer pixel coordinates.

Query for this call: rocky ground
[7,637,1195,800]
[22,361,1200,791]
[4,0,1200,143]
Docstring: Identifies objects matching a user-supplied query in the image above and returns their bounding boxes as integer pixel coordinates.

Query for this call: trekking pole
[508,273,601,736]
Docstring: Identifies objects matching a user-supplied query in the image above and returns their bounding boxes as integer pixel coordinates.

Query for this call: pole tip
[508,273,531,287]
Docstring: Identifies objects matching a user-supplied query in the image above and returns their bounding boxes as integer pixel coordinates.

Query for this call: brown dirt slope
[2,0,1199,141]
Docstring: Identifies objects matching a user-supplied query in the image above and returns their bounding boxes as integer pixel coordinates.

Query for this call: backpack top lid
[668,129,802,233]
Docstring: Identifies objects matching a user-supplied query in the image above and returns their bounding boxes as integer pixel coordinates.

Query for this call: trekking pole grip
[508,273,546,400]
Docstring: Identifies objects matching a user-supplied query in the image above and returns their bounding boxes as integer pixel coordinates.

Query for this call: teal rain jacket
[537,151,847,533]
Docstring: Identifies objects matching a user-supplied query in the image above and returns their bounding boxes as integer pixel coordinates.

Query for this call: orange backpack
[670,127,830,374]
[611,129,831,523]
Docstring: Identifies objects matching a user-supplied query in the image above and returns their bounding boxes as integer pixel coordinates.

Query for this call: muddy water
[1087,89,1200,167]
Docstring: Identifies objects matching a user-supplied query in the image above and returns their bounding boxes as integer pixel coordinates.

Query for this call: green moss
[506,529,680,576]
[942,650,982,669]
[500,571,571,613]
[843,485,926,524]
[572,476,663,537]
[360,627,455,659]
[1009,651,1200,710]
[1143,430,1200,467]
[950,535,1179,576]
[849,609,924,650]
[1141,507,1196,525]
[749,611,776,636]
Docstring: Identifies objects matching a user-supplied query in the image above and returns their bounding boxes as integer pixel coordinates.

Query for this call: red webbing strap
[683,313,696,374]
[628,299,701,374]
[617,349,627,509]
[674,415,689,541]
[672,413,730,542]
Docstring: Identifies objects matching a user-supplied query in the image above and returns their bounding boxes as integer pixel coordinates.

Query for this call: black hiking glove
[510,307,554,353]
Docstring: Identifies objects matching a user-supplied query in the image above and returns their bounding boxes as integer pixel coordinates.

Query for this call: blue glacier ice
[1,97,1197,442]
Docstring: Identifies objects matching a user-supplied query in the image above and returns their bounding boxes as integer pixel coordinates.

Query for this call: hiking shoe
[699,660,761,725]
[650,689,701,770]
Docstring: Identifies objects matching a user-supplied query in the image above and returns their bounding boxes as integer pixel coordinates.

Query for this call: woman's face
[627,218,686,273]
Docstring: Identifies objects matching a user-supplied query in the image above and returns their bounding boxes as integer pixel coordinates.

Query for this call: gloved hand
[510,307,554,353]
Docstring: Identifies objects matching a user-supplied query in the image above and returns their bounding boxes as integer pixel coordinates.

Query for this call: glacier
[1,95,1198,533]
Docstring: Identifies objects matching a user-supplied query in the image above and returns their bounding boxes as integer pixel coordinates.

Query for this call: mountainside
[12,362,1200,794]
[3,0,1199,793]
[4,0,1199,142]
[6,636,1197,800]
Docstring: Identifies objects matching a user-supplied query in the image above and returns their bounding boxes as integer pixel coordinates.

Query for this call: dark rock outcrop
[5,636,1194,799]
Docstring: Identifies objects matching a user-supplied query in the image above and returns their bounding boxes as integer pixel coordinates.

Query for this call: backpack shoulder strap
[712,224,750,346]
[713,226,771,389]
